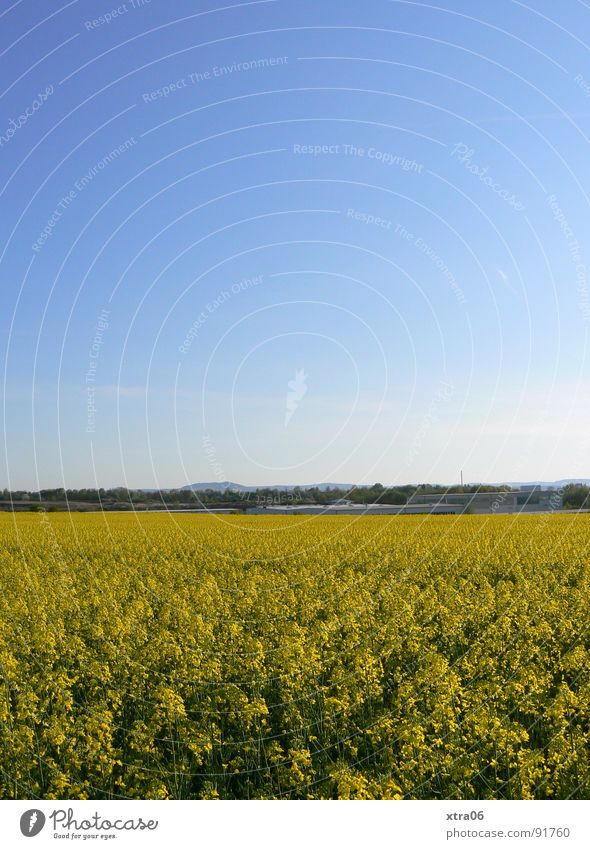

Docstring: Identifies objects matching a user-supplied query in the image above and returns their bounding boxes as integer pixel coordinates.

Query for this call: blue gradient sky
[1,0,590,489]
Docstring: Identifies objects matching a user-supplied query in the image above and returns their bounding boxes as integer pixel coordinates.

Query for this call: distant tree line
[5,482,589,512]
[0,482,529,512]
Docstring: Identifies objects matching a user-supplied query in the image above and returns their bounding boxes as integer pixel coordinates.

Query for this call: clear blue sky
[1,0,590,490]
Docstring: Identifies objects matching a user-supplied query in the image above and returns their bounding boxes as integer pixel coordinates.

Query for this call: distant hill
[180,481,250,492]
[498,479,590,488]
[178,479,590,493]
[180,481,359,492]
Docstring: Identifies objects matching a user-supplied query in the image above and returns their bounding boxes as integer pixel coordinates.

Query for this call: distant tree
[379,488,407,505]
[562,484,590,509]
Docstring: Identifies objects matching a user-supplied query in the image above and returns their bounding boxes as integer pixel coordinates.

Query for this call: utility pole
[460,470,463,487]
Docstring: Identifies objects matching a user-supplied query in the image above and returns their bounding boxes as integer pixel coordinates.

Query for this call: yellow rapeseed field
[0,512,588,800]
